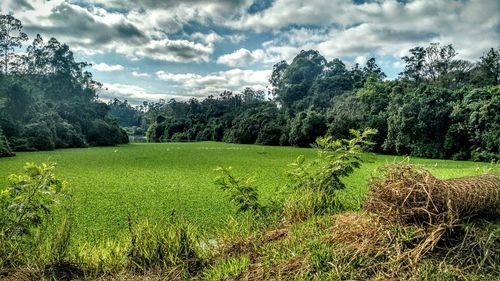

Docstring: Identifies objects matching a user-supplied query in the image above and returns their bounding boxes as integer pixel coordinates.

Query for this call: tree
[269,60,288,97]
[273,50,326,112]
[363,57,386,81]
[308,58,354,110]
[446,86,499,161]
[383,86,458,158]
[400,43,472,88]
[400,46,426,83]
[288,110,327,147]
[0,15,28,75]
[473,48,500,86]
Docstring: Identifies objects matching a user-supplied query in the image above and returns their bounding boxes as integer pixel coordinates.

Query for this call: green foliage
[288,128,377,194]
[472,48,499,86]
[384,86,457,158]
[0,162,71,269]
[171,131,190,142]
[107,98,143,127]
[203,255,250,280]
[0,15,126,153]
[0,128,13,157]
[224,104,282,145]
[137,44,496,161]
[0,162,69,237]
[447,86,500,161]
[214,167,262,215]
[286,129,377,218]
[127,217,203,273]
[0,14,28,74]
[275,50,326,111]
[87,119,127,146]
[288,109,327,147]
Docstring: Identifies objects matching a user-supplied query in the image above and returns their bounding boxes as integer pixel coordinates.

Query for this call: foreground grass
[0,142,489,243]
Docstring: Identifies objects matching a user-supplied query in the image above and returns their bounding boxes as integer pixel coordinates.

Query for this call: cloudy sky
[2,0,499,104]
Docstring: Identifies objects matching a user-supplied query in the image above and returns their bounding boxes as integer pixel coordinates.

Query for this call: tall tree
[274,50,326,112]
[474,48,500,86]
[0,15,28,75]
[363,57,386,81]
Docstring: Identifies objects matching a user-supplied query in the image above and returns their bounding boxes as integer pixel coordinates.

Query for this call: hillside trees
[473,48,500,86]
[137,44,498,161]
[383,86,457,158]
[273,50,326,112]
[0,15,127,155]
[445,86,500,161]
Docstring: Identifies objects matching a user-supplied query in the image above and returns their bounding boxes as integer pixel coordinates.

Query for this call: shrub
[286,128,376,219]
[87,119,122,146]
[55,122,86,148]
[171,132,189,142]
[22,122,56,150]
[0,163,71,269]
[214,167,263,216]
[0,129,14,157]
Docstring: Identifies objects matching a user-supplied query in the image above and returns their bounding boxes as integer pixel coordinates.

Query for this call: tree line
[0,15,128,156]
[138,45,498,161]
[1,14,498,162]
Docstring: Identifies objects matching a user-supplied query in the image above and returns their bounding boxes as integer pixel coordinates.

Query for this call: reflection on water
[128,135,147,143]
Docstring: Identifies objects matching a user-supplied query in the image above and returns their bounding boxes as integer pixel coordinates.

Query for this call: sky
[2,0,499,104]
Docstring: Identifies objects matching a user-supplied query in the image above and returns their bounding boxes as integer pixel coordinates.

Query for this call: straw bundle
[364,164,500,225]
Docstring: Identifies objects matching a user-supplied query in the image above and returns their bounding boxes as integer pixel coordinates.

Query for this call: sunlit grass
[0,142,487,243]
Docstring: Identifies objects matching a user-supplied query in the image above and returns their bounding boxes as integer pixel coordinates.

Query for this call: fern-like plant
[286,128,377,213]
[214,167,262,215]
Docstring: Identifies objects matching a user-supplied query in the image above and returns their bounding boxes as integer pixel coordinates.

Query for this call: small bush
[171,132,189,142]
[214,167,263,216]
[127,218,204,275]
[0,162,71,270]
[0,129,14,157]
[22,122,56,150]
[87,119,123,146]
[285,128,377,220]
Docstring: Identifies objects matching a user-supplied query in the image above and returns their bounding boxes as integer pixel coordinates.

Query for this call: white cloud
[190,31,223,44]
[92,62,124,72]
[354,56,368,65]
[217,48,270,66]
[7,0,220,63]
[231,0,499,61]
[131,71,151,78]
[156,68,271,96]
[101,83,158,100]
[100,83,197,104]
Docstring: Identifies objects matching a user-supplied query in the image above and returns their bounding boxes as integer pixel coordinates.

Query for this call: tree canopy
[0,15,127,155]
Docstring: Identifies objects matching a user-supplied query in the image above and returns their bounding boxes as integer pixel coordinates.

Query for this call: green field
[0,142,488,243]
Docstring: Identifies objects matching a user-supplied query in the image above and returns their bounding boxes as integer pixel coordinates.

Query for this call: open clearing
[0,142,488,242]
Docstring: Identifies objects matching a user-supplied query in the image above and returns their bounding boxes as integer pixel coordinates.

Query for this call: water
[128,135,147,143]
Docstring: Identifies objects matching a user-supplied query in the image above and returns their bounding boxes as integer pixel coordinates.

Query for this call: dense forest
[131,45,499,162]
[1,14,498,162]
[0,15,127,157]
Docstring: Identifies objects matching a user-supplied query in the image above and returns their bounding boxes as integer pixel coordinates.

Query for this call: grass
[0,142,489,244]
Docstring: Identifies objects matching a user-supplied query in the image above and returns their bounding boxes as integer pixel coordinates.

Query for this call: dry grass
[364,164,500,226]
[333,164,500,277]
